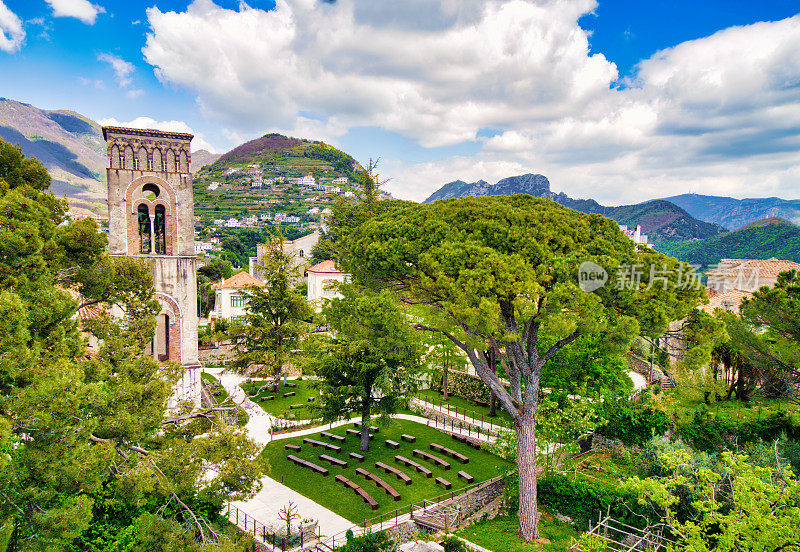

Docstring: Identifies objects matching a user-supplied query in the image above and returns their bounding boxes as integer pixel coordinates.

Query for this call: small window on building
[230,295,247,307]
[138,204,151,254]
[142,183,160,200]
[154,204,166,254]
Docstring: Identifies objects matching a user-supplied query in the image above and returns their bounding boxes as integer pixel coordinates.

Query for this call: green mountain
[655,218,800,271]
[193,133,363,222]
[662,193,800,229]
[0,98,107,215]
[424,174,727,241]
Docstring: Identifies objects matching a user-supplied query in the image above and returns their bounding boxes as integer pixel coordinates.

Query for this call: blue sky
[1,0,799,203]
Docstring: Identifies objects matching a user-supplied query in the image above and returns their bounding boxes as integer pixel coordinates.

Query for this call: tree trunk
[442,356,449,401]
[516,414,539,541]
[360,401,371,452]
[488,349,497,418]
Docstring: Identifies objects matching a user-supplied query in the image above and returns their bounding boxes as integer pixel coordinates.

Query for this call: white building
[209,271,265,325]
[307,260,348,311]
[619,225,653,248]
[332,177,349,185]
[224,167,241,175]
[225,218,241,228]
[308,207,320,215]
[299,174,316,187]
[194,241,215,254]
[207,182,220,191]
[249,230,320,282]
[213,219,225,226]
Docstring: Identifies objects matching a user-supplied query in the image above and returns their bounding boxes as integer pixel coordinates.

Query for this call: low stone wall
[626,353,665,383]
[198,342,236,365]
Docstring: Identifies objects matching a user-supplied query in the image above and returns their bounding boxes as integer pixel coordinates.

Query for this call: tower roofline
[102,125,194,142]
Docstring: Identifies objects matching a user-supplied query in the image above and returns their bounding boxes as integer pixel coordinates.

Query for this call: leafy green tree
[307,286,422,450]
[736,270,800,384]
[424,331,466,401]
[626,449,800,552]
[341,195,707,540]
[0,139,266,550]
[229,235,311,379]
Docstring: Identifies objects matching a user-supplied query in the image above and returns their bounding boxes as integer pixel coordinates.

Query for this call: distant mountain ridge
[0,98,107,215]
[0,98,226,216]
[424,174,727,241]
[662,193,800,230]
[656,218,800,271]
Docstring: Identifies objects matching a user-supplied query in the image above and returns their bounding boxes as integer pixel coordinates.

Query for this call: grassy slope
[458,515,578,552]
[260,419,511,523]
[416,389,513,425]
[241,379,320,419]
[655,222,800,271]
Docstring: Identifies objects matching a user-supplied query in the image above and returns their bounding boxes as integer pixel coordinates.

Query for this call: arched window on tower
[154,205,166,254]
[138,204,152,254]
[110,144,120,168]
[152,148,163,173]
[138,147,149,171]
[165,149,175,172]
[179,150,189,173]
[124,145,134,169]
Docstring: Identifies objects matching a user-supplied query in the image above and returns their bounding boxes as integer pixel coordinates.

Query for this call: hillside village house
[209,271,265,325]
[249,230,320,282]
[619,224,653,248]
[194,241,215,255]
[705,258,800,293]
[307,260,348,311]
[666,257,800,365]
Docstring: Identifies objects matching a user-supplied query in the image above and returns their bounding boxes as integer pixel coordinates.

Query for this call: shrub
[537,474,647,529]
[441,535,467,552]
[678,411,800,453]
[596,398,671,447]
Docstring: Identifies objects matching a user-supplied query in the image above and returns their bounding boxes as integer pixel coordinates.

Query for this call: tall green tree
[229,235,311,380]
[626,449,800,552]
[307,286,422,450]
[341,195,706,540]
[0,140,266,550]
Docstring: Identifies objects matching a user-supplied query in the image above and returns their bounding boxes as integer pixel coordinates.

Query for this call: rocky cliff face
[663,194,800,230]
[423,173,727,241]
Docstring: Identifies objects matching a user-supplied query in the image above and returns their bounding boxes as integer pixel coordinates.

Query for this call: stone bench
[375,461,412,485]
[353,422,379,433]
[394,455,432,478]
[321,431,346,443]
[260,395,275,402]
[431,442,469,464]
[335,474,378,510]
[412,449,451,470]
[302,438,341,453]
[307,396,315,402]
[290,403,303,409]
[451,434,481,449]
[319,454,347,468]
[457,470,474,483]
[284,444,301,452]
[346,428,374,440]
[355,468,401,501]
[284,382,297,388]
[349,452,365,462]
[401,434,416,443]
[435,477,452,490]
[385,440,400,450]
[287,454,329,476]
[283,392,296,397]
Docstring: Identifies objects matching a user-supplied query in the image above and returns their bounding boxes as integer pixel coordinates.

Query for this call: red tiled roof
[699,289,754,315]
[220,271,265,289]
[707,258,800,279]
[307,260,343,274]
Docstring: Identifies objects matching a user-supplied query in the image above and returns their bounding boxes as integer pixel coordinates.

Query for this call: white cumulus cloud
[0,1,24,53]
[142,1,800,204]
[98,116,218,153]
[45,0,105,25]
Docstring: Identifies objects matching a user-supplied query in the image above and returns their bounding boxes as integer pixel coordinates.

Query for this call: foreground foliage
[0,139,266,550]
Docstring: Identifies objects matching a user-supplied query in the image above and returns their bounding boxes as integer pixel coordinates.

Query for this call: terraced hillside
[193,133,363,222]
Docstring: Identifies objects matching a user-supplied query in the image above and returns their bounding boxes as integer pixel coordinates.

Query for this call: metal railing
[316,475,506,550]
[414,395,509,435]
[225,503,314,551]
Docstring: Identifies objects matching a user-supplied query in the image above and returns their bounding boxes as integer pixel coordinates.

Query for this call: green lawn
[661,390,800,426]
[416,389,513,425]
[457,514,578,552]
[260,419,511,524]
[241,378,320,419]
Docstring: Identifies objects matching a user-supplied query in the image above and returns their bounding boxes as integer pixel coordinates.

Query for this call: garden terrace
[260,419,510,522]
[241,378,319,419]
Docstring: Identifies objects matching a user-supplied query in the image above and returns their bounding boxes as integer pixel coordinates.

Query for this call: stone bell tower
[103,126,201,405]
